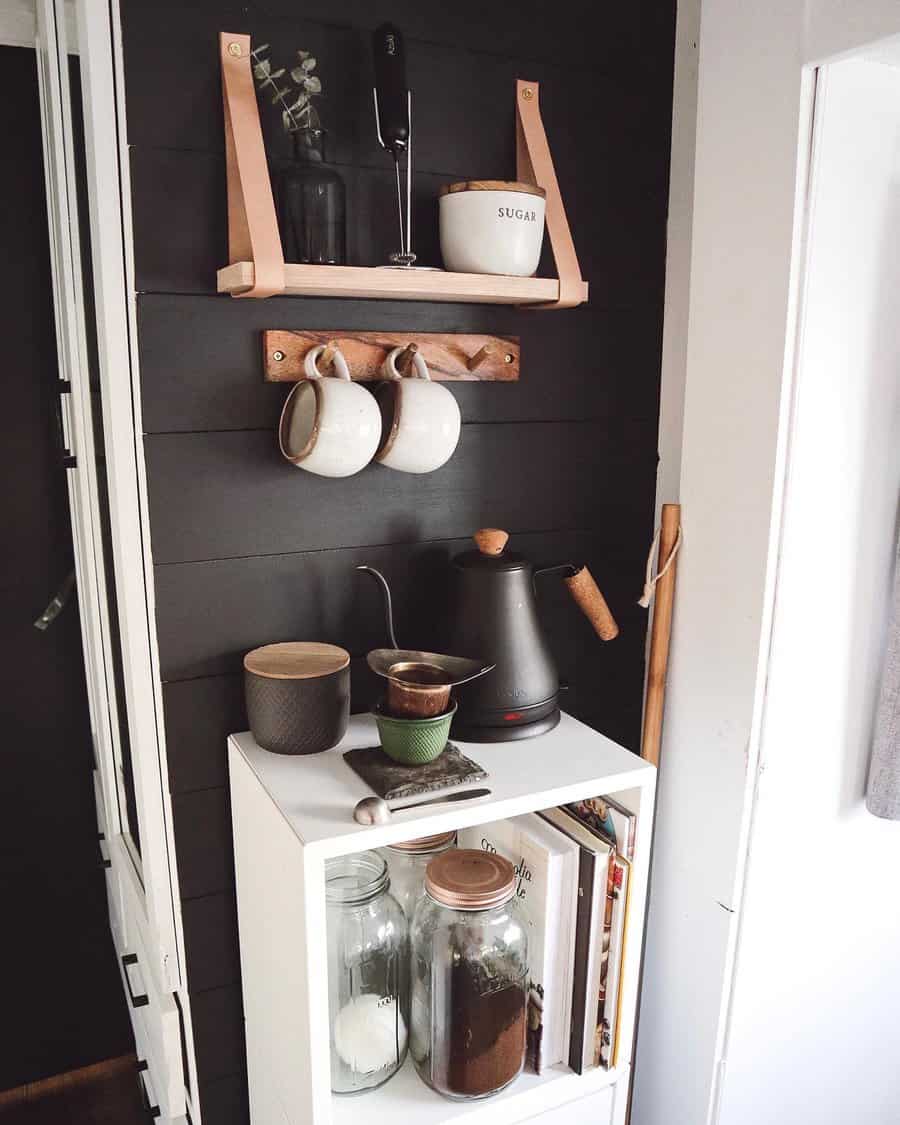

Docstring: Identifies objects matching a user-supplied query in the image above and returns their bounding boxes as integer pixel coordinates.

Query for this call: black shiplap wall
[120,2,674,1119]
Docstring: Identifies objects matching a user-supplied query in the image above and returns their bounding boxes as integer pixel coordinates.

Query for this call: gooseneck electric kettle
[447,529,619,742]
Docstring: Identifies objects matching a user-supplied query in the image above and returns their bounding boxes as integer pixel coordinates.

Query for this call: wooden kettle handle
[564,566,619,641]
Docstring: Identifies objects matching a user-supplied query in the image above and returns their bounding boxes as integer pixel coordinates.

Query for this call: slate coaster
[343,743,488,801]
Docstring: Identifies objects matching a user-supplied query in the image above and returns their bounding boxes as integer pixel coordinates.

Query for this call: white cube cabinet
[229,712,655,1125]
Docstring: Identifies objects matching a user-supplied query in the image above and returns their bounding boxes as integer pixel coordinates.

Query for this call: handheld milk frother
[372,23,416,266]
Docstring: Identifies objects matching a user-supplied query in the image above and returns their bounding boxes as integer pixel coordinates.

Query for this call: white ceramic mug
[278,346,381,478]
[375,348,461,474]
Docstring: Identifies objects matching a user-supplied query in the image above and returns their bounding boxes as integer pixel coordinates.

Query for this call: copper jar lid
[425,849,515,910]
[387,831,457,854]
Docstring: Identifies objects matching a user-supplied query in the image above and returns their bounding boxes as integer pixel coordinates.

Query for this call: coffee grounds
[441,960,527,1097]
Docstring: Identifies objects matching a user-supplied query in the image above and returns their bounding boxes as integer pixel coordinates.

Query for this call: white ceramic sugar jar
[438,180,546,276]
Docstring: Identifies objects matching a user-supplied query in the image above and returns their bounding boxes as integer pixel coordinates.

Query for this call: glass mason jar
[381,831,457,921]
[274,126,347,265]
[325,851,409,1094]
[410,850,528,1100]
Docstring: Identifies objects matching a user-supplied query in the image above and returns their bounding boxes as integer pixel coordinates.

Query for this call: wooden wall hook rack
[218,32,586,308]
[263,331,520,382]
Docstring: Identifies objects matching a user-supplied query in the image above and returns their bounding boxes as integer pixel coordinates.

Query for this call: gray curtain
[866,531,900,820]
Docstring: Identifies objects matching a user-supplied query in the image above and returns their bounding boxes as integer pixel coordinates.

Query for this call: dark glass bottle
[275,127,346,265]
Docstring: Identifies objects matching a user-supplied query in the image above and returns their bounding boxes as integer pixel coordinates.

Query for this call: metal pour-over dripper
[372,23,416,267]
[356,565,494,717]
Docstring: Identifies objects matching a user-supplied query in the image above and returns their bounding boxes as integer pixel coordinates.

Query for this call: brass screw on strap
[522,87,534,100]
[228,42,242,57]
[504,353,515,364]
[272,351,285,362]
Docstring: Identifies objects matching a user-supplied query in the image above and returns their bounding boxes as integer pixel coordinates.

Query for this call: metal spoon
[353,788,492,826]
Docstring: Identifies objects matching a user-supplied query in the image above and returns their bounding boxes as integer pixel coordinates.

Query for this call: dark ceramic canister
[244,642,350,755]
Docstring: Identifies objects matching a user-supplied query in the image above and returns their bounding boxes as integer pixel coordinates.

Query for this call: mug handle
[279,346,354,463]
[304,344,352,381]
[382,346,431,382]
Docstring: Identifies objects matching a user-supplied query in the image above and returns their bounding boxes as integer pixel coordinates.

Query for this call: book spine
[592,850,616,1067]
[567,846,595,1074]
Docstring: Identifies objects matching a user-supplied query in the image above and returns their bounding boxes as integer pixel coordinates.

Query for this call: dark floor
[0,1057,149,1125]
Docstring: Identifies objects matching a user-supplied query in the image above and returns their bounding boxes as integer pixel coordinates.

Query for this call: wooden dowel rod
[641,503,681,767]
[396,343,419,377]
[320,339,340,369]
[466,344,494,371]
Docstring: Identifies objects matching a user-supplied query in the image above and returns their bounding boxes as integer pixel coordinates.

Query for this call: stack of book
[459,795,635,1075]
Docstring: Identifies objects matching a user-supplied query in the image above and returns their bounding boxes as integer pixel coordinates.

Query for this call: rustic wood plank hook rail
[262,330,521,382]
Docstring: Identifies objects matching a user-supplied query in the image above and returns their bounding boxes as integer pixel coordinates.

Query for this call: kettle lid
[454,528,528,572]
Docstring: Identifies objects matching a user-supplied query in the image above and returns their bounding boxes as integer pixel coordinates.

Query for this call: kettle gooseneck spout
[355,565,399,649]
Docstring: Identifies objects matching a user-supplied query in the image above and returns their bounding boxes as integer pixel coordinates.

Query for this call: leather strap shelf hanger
[262,331,520,382]
[218,32,587,308]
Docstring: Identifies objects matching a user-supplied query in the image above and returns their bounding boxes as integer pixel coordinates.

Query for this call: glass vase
[274,127,346,265]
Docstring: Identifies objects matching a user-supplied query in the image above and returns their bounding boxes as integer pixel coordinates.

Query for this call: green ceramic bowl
[374,702,457,766]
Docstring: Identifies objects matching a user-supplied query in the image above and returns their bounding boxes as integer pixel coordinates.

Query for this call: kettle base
[451,708,561,743]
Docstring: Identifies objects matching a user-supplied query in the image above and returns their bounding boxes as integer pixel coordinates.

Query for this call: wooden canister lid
[243,642,350,680]
[439,179,546,198]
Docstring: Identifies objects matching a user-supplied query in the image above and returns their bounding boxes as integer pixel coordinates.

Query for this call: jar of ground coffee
[409,849,528,1099]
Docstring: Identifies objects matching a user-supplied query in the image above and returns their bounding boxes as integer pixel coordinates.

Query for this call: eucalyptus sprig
[251,45,324,134]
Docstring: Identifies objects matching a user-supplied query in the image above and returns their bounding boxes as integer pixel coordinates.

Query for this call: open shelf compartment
[229,712,655,1125]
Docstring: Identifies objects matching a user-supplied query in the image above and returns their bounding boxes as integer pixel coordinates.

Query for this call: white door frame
[636,3,900,1124]
[36,0,186,1002]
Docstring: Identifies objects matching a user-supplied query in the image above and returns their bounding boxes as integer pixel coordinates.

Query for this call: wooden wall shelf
[218,262,581,307]
[219,33,587,308]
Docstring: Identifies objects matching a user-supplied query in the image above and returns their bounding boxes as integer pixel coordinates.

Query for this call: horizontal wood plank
[137,293,663,432]
[144,423,656,565]
[132,151,446,294]
[120,0,675,161]
[153,531,649,679]
[172,788,234,900]
[130,143,668,302]
[189,984,246,1086]
[182,892,242,993]
[197,1072,249,1125]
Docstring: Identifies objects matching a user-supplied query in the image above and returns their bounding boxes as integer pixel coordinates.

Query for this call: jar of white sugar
[325,851,409,1094]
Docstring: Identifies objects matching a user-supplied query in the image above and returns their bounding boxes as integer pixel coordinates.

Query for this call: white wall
[636,2,900,1124]
[716,56,900,1124]
[633,1,812,1120]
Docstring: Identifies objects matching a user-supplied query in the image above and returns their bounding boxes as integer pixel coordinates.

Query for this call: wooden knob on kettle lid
[474,528,509,556]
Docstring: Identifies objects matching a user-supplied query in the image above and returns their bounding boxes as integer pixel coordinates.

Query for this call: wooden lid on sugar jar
[439,180,546,197]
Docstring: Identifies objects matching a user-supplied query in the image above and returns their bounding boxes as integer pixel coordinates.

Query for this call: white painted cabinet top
[229,712,653,858]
